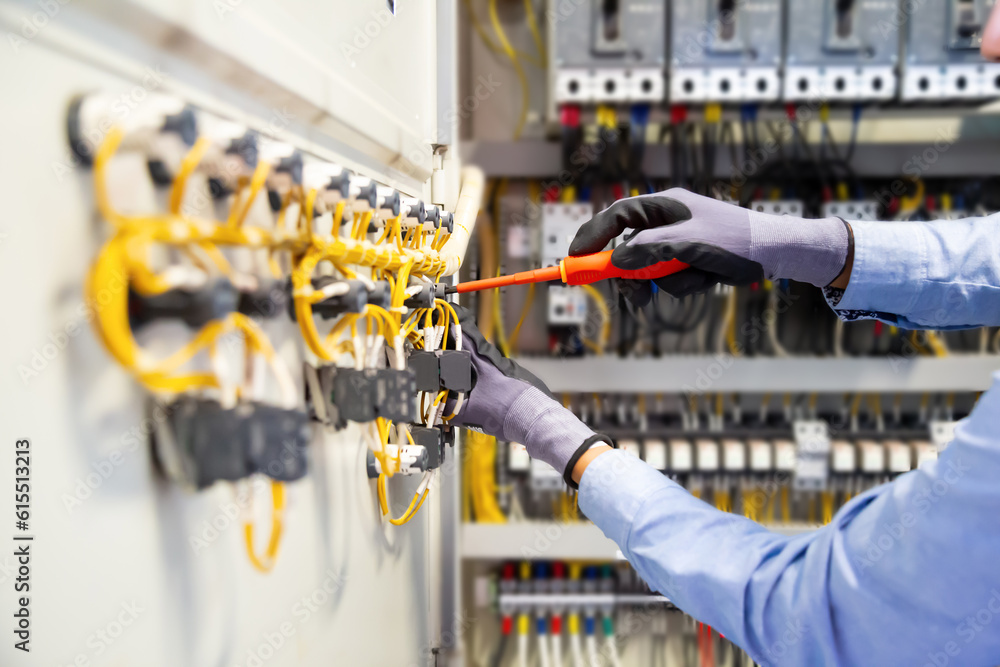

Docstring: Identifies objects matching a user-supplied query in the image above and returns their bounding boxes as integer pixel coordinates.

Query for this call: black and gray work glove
[568,188,850,306]
[448,305,612,487]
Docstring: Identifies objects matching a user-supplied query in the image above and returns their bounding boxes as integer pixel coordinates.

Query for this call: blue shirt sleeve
[824,214,1000,329]
[579,373,1000,666]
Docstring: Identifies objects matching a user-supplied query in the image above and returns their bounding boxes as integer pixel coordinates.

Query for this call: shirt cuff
[577,450,680,549]
[824,220,924,323]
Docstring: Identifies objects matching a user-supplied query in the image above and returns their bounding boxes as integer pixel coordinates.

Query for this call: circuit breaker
[541,202,593,266]
[902,0,1000,101]
[550,0,667,104]
[670,0,783,103]
[783,0,899,102]
[543,202,592,326]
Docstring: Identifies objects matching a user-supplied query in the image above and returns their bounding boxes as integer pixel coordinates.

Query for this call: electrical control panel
[783,0,900,102]
[902,0,1000,101]
[550,0,667,104]
[670,0,783,103]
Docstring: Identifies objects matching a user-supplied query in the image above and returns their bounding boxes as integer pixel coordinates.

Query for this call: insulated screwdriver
[445,249,688,294]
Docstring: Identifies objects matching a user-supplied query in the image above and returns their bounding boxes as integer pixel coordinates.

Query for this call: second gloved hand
[447,305,612,487]
[568,188,850,305]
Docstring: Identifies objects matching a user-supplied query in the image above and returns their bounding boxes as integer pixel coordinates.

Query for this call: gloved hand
[568,188,850,305]
[447,305,613,487]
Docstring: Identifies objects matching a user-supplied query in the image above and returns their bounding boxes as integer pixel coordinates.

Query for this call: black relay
[409,349,473,393]
[329,367,418,425]
[151,397,312,490]
[410,426,445,469]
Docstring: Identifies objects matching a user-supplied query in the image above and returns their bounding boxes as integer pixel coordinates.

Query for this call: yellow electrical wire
[725,289,741,355]
[90,125,459,542]
[523,0,546,67]
[244,480,286,573]
[377,474,430,525]
[580,284,611,354]
[466,431,507,523]
[507,282,535,355]
[780,486,791,523]
[228,161,271,228]
[461,0,543,67]
[488,0,530,139]
[820,491,834,525]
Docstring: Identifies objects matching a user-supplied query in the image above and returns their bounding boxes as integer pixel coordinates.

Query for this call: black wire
[489,631,509,667]
[651,292,711,334]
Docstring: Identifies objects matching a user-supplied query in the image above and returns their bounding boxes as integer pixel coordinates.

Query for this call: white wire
[518,631,529,667]
[551,631,562,667]
[538,626,551,667]
[767,289,790,357]
[605,636,623,667]
[269,353,299,409]
[585,635,600,667]
[315,281,351,299]
[569,633,584,667]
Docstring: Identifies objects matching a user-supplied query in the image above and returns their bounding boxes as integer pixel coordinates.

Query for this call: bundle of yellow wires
[88,124,460,564]
[464,431,507,523]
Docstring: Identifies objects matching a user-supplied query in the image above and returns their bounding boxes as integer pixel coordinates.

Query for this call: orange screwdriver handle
[560,249,688,285]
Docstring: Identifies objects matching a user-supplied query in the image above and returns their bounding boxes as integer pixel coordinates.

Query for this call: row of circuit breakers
[510,429,948,491]
[551,0,1000,104]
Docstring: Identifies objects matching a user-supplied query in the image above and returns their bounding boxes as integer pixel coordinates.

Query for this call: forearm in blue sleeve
[827,214,1000,329]
[579,376,1000,665]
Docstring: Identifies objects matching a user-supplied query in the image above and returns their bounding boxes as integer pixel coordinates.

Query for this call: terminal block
[410,426,447,469]
[409,349,473,393]
[365,445,429,478]
[326,367,418,425]
[151,397,311,490]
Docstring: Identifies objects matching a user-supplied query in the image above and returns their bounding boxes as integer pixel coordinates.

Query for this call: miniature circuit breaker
[783,0,900,102]
[549,0,667,105]
[670,0,783,103]
[902,0,1000,101]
